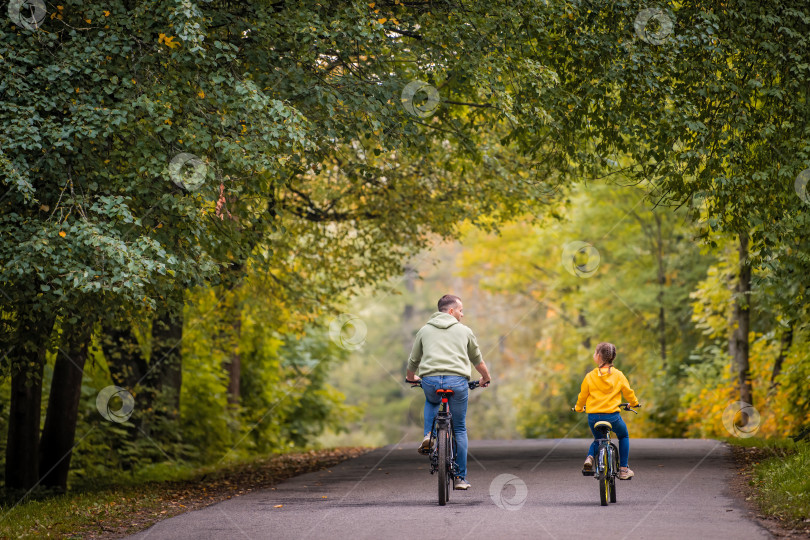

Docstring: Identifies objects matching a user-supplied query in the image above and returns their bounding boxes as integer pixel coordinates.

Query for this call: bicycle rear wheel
[437,427,449,506]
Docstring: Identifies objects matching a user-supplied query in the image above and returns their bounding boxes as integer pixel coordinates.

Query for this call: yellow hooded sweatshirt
[575,366,639,413]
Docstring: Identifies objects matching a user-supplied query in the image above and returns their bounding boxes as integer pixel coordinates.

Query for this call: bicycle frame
[429,392,458,479]
[593,424,619,506]
[593,426,619,479]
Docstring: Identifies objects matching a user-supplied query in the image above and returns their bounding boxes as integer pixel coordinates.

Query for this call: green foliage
[0,0,566,489]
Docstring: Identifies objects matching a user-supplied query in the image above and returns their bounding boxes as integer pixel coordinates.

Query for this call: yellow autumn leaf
[273,504,283,508]
[158,33,180,49]
[377,18,387,24]
[59,231,66,238]
[103,10,110,16]
[165,119,173,125]
[198,90,205,98]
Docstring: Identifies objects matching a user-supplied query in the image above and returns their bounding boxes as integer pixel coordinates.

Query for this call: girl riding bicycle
[574,342,640,480]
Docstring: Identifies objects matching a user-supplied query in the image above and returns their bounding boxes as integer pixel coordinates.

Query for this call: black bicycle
[406,379,480,506]
[575,403,639,506]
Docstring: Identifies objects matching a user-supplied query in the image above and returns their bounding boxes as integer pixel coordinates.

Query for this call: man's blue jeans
[421,375,469,480]
[587,412,630,468]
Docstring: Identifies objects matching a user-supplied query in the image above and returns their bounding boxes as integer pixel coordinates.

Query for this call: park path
[129,439,770,540]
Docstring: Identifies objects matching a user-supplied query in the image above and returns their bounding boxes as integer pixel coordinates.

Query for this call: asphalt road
[130,439,770,540]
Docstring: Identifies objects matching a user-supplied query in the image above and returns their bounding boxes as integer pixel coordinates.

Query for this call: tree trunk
[401,265,417,356]
[226,348,241,407]
[578,312,591,351]
[769,323,794,393]
[654,213,667,369]
[225,304,242,407]
[101,321,148,390]
[39,321,93,490]
[99,318,149,458]
[730,233,753,405]
[5,316,55,490]
[151,297,184,417]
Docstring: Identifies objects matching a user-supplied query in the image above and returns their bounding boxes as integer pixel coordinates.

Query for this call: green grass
[753,444,810,521]
[0,487,165,539]
[727,437,810,525]
[0,457,261,539]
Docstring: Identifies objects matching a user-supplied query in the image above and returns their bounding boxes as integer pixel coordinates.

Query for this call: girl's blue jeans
[420,375,469,480]
[587,412,630,468]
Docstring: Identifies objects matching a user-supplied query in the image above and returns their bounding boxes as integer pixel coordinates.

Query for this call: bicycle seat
[436,389,454,395]
[594,421,613,432]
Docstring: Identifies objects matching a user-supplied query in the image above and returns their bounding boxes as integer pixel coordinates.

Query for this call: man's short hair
[438,294,461,313]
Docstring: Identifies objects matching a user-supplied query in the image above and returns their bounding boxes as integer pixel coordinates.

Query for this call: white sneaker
[417,435,432,455]
[454,477,470,490]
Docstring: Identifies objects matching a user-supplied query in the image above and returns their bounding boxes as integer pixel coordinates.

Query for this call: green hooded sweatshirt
[407,312,483,379]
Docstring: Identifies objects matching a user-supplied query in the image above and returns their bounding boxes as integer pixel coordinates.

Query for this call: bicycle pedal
[581,470,595,476]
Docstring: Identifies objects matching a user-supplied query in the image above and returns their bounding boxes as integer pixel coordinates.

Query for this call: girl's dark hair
[596,342,616,364]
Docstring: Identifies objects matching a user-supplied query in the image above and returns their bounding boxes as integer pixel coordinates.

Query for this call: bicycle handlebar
[571,403,641,413]
[406,379,483,390]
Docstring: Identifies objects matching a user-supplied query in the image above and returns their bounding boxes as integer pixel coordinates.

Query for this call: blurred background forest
[323,181,810,448]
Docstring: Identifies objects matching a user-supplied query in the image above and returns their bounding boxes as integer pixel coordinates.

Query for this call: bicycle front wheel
[437,428,449,506]
[609,475,617,503]
[599,448,609,506]
[609,445,618,503]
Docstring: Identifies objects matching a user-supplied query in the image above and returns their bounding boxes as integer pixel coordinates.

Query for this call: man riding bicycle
[406,294,491,491]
